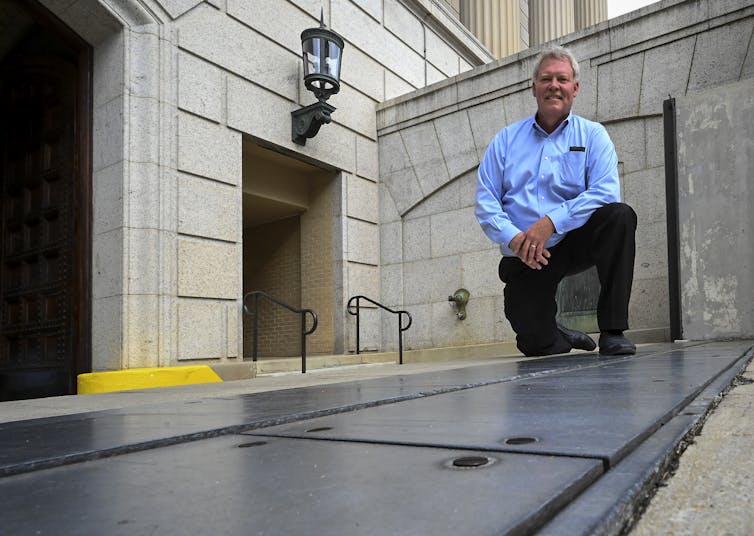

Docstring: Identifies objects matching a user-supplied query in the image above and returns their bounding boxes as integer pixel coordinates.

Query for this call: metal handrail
[243,291,318,373]
[347,295,412,365]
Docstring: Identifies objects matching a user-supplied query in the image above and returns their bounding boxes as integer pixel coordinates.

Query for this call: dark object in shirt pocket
[561,151,587,188]
[569,146,586,152]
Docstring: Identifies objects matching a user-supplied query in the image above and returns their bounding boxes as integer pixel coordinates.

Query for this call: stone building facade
[377,0,754,352]
[1,0,752,400]
[0,0,493,398]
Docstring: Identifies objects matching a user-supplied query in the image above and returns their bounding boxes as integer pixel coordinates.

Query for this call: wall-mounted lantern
[291,11,345,146]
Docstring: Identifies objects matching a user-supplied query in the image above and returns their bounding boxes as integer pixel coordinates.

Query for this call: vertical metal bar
[301,313,307,374]
[252,293,259,362]
[398,314,403,365]
[355,297,360,355]
[663,97,682,341]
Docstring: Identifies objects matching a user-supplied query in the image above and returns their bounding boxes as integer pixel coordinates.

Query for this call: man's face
[532,57,580,122]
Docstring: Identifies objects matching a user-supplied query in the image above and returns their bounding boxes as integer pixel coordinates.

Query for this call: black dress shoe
[557,323,596,352]
[599,332,636,355]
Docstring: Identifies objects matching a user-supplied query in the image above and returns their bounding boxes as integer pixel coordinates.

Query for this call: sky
[607,0,660,18]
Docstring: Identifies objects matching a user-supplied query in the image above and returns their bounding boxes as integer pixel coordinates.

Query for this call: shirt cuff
[546,206,571,234]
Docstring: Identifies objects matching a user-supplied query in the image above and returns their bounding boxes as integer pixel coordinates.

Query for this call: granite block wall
[377,0,754,350]
[37,0,490,369]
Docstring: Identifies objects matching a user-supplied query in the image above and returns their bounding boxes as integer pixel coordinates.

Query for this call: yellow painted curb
[77,366,223,394]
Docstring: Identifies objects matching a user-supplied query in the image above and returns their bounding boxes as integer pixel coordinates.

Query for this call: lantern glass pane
[324,41,341,80]
[302,38,321,76]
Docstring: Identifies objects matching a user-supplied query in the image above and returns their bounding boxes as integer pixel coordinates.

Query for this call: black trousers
[498,203,637,356]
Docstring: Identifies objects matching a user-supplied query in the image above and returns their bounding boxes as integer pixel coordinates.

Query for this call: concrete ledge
[256,353,396,375]
[77,366,223,395]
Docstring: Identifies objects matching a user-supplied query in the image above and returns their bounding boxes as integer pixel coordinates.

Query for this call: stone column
[461,0,523,58]
[574,0,607,31]
[528,0,575,46]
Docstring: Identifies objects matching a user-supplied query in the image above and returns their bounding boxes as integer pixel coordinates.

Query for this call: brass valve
[448,288,470,320]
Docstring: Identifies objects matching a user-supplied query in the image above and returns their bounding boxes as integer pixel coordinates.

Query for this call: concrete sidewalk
[1,341,753,534]
[630,355,754,535]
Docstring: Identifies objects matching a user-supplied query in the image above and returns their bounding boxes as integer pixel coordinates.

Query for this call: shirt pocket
[559,151,587,189]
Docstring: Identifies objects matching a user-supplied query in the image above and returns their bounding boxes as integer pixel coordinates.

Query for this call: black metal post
[252,293,259,362]
[663,97,682,341]
[355,297,360,355]
[301,313,307,374]
[398,315,403,365]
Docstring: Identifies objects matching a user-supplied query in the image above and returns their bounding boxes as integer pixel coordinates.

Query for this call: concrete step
[254,341,527,375]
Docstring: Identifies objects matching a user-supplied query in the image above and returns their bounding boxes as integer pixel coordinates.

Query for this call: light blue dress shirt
[475,113,620,257]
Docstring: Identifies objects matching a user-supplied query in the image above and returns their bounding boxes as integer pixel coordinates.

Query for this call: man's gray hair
[531,45,580,82]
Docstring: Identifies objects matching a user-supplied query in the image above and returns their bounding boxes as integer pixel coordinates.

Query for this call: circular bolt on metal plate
[446,455,496,470]
[306,426,333,433]
[237,441,267,448]
[504,437,538,445]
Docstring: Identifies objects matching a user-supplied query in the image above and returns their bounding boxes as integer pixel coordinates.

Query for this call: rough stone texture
[384,70,416,100]
[405,173,466,219]
[434,110,479,180]
[127,162,161,229]
[347,263,380,305]
[677,78,754,340]
[177,240,240,300]
[177,52,223,122]
[426,27,461,77]
[346,219,380,266]
[127,228,161,295]
[93,96,124,172]
[226,76,293,150]
[93,228,124,300]
[333,0,425,88]
[178,174,239,242]
[177,299,227,360]
[629,276,670,331]
[461,248,504,299]
[380,221,403,265]
[378,131,424,215]
[93,162,124,234]
[177,113,241,185]
[467,99,506,162]
[401,121,450,197]
[430,208,490,258]
[356,136,380,181]
[384,0,424,55]
[92,32,124,107]
[403,256,461,306]
[596,53,643,121]
[159,0,203,19]
[125,294,160,368]
[342,45,385,102]
[346,174,379,224]
[632,362,754,536]
[402,217,431,262]
[379,263,404,313]
[639,37,694,116]
[687,18,754,93]
[177,5,299,102]
[91,296,123,371]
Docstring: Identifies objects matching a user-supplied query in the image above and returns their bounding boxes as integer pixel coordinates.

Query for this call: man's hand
[508,216,555,269]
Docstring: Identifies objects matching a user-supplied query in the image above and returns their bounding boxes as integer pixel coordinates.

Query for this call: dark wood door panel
[0,5,91,400]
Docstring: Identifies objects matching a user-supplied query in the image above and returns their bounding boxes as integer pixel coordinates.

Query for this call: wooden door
[0,11,91,401]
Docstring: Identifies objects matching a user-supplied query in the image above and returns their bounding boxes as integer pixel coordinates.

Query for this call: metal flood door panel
[0,434,603,536]
[0,352,628,473]
[246,349,745,466]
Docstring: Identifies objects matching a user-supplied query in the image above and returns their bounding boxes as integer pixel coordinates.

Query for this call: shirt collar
[531,112,572,137]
